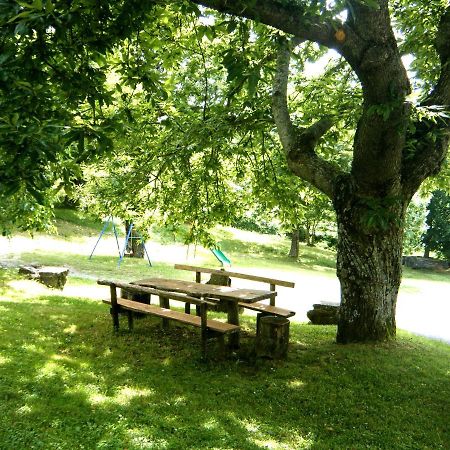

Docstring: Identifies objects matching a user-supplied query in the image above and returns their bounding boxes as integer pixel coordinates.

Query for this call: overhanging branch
[424,8,450,107]
[193,0,344,49]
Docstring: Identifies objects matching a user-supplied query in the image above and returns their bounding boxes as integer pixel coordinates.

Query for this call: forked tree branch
[271,37,298,151]
[271,38,342,199]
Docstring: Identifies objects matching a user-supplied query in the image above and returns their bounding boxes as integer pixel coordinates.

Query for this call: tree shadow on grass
[0,295,448,449]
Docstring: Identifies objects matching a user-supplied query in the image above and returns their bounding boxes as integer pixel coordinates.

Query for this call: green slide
[211,248,231,266]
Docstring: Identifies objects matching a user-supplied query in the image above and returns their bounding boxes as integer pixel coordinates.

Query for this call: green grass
[0,269,449,449]
[0,209,449,448]
[53,208,104,236]
[214,227,337,272]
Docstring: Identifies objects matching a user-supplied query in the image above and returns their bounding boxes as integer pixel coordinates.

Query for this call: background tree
[422,190,450,260]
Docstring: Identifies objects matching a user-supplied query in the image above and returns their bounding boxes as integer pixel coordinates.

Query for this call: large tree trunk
[334,193,406,342]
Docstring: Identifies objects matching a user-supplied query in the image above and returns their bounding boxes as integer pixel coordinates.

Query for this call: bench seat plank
[174,264,295,288]
[103,298,240,334]
[238,301,296,318]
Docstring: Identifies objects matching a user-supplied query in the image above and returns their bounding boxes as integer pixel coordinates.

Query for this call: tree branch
[271,37,298,151]
[192,0,354,51]
[271,37,342,199]
[193,0,403,99]
[424,8,450,107]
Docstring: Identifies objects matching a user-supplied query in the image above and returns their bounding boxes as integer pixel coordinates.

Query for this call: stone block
[19,264,69,289]
[307,302,340,325]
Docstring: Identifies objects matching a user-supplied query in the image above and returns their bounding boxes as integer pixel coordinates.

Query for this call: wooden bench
[174,264,296,334]
[98,280,240,359]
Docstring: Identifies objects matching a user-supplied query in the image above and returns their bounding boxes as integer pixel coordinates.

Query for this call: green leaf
[32,0,43,10]
[14,21,28,35]
[8,10,32,23]
[247,68,260,98]
[11,113,19,126]
[45,0,54,12]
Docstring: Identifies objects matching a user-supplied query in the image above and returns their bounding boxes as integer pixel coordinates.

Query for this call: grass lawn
[1,269,449,449]
[0,210,449,448]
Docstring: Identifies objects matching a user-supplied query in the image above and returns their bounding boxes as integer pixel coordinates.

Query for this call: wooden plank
[132,278,276,303]
[97,279,214,306]
[238,301,296,318]
[199,302,207,359]
[174,264,295,288]
[226,300,240,349]
[103,298,240,334]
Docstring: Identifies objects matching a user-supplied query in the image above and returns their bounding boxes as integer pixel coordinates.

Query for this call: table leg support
[127,311,134,331]
[159,295,170,328]
[110,286,120,332]
[227,301,240,349]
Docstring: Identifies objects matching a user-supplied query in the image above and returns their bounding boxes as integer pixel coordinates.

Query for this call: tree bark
[336,222,402,342]
[334,184,407,342]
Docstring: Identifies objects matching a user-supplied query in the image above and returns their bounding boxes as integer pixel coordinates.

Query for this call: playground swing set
[89,216,152,267]
[89,216,231,268]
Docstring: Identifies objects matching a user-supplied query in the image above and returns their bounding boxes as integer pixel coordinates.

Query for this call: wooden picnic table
[132,277,277,348]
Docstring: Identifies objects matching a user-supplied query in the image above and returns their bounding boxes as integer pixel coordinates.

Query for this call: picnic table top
[131,277,277,303]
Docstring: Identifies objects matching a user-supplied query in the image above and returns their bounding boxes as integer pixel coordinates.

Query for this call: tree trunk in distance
[288,229,300,258]
[125,221,145,258]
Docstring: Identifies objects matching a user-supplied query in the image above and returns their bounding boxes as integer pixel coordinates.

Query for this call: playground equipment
[89,216,152,267]
[211,248,231,266]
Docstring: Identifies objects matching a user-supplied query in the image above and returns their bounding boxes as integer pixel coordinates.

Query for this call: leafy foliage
[0,0,193,233]
[1,0,448,241]
[403,200,426,255]
[392,0,448,95]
